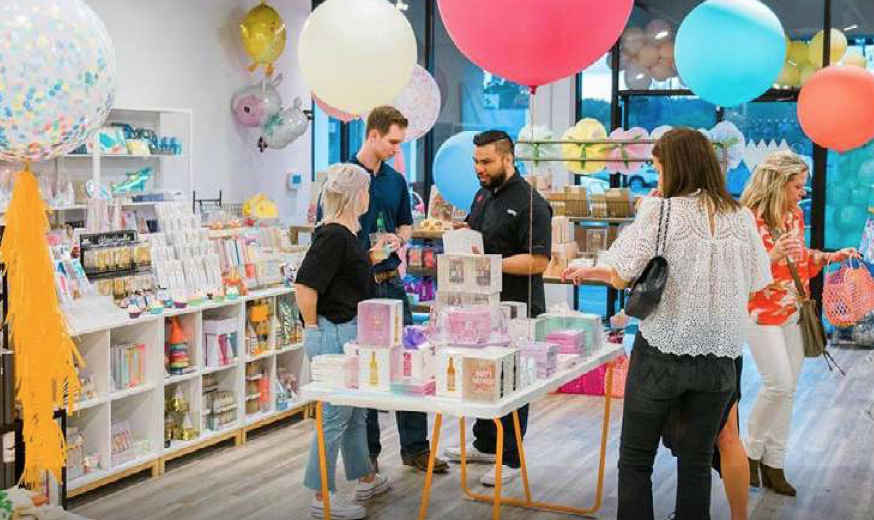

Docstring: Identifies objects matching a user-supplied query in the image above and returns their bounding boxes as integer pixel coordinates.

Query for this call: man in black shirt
[318,106,448,474]
[442,130,552,487]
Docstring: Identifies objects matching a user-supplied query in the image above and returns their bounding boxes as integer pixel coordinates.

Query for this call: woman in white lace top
[564,128,772,520]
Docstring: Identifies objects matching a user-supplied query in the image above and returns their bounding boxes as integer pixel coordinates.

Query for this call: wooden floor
[71,345,874,520]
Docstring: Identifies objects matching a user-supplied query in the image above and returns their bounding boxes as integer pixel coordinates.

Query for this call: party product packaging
[442,228,484,255]
[435,347,482,398]
[535,311,602,355]
[519,341,559,380]
[393,343,436,386]
[357,346,401,392]
[437,253,502,295]
[447,306,493,345]
[484,346,520,397]
[357,299,403,347]
[461,348,518,403]
[500,301,528,321]
[545,330,585,355]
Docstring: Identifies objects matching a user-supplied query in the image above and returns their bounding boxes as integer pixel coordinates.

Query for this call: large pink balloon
[313,93,359,123]
[437,0,633,90]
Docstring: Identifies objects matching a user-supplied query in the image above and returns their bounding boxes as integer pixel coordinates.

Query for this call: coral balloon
[788,40,810,66]
[299,0,416,114]
[798,65,874,152]
[809,29,847,68]
[437,0,633,90]
[241,3,286,76]
[0,0,116,163]
[313,94,359,123]
[675,0,786,107]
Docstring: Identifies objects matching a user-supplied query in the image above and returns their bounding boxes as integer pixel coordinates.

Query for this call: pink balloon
[313,94,359,123]
[437,0,633,90]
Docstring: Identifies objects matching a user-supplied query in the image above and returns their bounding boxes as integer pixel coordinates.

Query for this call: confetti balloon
[387,65,441,143]
[0,0,116,163]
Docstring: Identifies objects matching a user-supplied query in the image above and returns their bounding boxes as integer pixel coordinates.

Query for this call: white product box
[203,317,238,336]
[485,346,520,397]
[500,301,528,320]
[435,347,482,399]
[437,254,503,295]
[393,343,436,385]
[461,349,517,403]
[358,346,402,392]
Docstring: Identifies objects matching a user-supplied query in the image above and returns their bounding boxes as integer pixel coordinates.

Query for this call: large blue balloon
[675,0,786,107]
[433,131,481,210]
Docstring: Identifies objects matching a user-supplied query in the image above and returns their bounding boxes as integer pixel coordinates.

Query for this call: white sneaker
[480,465,520,487]
[355,473,391,501]
[310,494,366,519]
[442,445,496,464]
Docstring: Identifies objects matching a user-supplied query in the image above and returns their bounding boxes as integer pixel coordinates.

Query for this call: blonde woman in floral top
[740,151,857,497]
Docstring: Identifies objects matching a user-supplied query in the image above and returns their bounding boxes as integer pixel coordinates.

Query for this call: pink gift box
[357,299,403,347]
[447,307,492,345]
[546,330,584,355]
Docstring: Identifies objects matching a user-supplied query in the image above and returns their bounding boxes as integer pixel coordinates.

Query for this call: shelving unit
[65,287,309,498]
[0,107,193,225]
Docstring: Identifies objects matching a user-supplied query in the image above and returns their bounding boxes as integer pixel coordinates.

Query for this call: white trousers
[745,315,805,468]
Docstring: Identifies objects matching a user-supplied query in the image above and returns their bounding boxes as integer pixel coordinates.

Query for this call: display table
[300,343,624,520]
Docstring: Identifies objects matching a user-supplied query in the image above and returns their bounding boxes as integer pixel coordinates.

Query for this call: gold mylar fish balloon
[241,2,286,76]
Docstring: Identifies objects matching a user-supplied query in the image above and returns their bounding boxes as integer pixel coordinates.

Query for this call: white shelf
[164,371,200,386]
[62,154,186,159]
[246,350,274,362]
[202,362,238,375]
[62,288,309,496]
[276,343,303,355]
[110,383,155,401]
[74,396,109,412]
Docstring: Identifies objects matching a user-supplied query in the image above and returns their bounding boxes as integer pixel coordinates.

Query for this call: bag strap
[656,199,670,256]
[770,227,809,302]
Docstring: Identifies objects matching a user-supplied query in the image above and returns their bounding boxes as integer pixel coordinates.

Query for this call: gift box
[436,290,464,308]
[485,346,520,397]
[535,312,602,355]
[462,350,512,403]
[435,347,482,398]
[519,341,559,379]
[357,299,403,347]
[358,346,402,392]
[500,301,528,321]
[546,330,585,355]
[393,343,435,385]
[508,318,536,343]
[437,254,503,295]
[447,306,493,345]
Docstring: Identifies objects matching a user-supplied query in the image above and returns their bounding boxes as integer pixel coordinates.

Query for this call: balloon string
[528,87,535,333]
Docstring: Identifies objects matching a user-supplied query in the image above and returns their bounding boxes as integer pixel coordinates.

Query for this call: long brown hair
[652,128,740,213]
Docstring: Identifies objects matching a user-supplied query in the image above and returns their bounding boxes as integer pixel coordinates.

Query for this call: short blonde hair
[320,163,370,233]
[740,151,808,231]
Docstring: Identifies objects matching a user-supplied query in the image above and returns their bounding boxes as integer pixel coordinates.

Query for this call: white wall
[86,0,312,223]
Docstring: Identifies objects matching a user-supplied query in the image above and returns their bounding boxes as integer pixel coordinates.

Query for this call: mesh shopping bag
[824,258,874,328]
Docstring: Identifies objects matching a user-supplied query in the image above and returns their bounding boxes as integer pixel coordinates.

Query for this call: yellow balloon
[844,53,868,68]
[776,62,800,87]
[799,64,819,85]
[241,3,287,75]
[808,29,847,68]
[562,119,608,174]
[787,40,809,66]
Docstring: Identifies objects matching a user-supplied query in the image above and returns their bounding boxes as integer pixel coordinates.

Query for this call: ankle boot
[748,457,761,488]
[760,463,797,496]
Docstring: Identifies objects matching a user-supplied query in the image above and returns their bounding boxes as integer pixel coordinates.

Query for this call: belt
[374,269,400,284]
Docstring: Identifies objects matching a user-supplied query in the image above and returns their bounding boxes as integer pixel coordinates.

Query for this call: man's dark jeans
[366,276,430,458]
[618,334,736,520]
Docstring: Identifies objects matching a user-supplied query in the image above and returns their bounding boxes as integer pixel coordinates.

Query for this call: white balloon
[638,45,660,67]
[624,63,653,90]
[298,0,416,115]
[621,27,645,55]
[646,19,673,43]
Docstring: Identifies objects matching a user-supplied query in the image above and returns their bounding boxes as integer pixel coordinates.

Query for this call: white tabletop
[300,343,625,420]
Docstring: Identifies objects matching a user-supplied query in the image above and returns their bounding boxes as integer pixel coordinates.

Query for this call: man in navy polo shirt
[318,106,448,474]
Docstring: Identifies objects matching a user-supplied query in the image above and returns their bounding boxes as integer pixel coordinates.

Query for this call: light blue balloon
[859,159,874,186]
[433,131,481,210]
[675,0,786,107]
